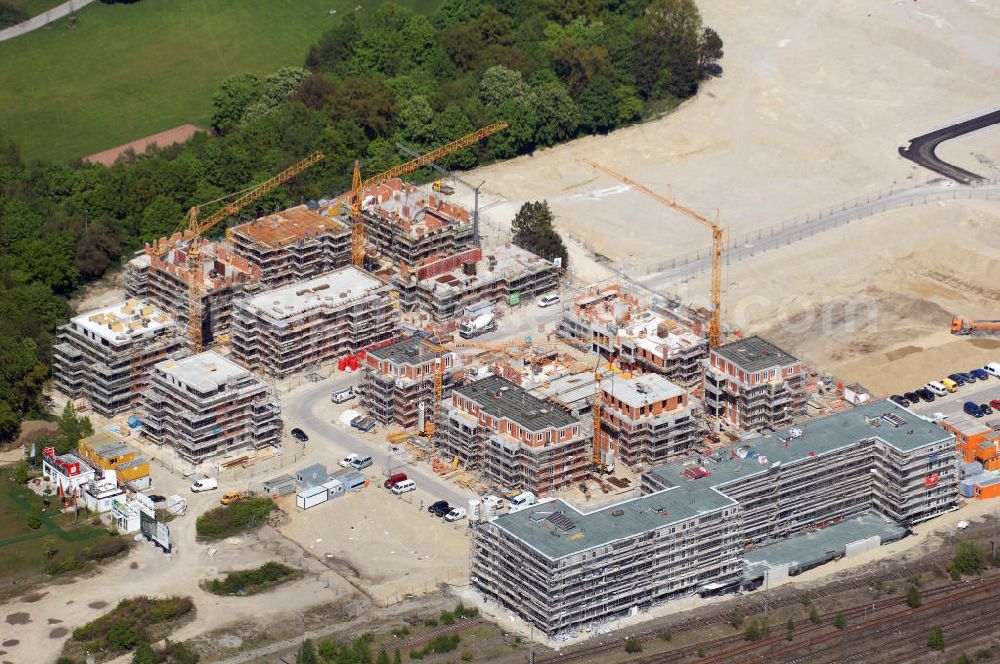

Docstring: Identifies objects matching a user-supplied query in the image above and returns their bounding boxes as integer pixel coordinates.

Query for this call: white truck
[508,491,536,513]
[459,312,496,339]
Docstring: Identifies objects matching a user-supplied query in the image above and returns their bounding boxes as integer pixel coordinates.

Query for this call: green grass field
[0,0,438,163]
[0,470,111,583]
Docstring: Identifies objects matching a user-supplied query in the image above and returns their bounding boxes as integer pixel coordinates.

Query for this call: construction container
[322,478,345,499]
[975,474,1000,500]
[332,470,366,491]
[961,461,984,477]
[960,477,977,498]
[468,498,481,522]
[296,485,329,510]
[263,474,297,497]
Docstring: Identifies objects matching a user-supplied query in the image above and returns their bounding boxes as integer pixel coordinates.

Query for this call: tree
[698,27,723,76]
[211,74,262,134]
[14,461,29,484]
[108,620,139,652]
[743,621,762,642]
[511,201,569,268]
[0,1,28,29]
[74,223,122,280]
[624,638,642,653]
[132,642,155,664]
[293,73,338,111]
[833,613,846,630]
[633,0,704,99]
[335,77,398,138]
[954,540,984,576]
[928,626,945,651]
[532,82,578,146]
[550,38,609,98]
[53,401,93,455]
[480,65,531,108]
[433,0,483,28]
[809,607,820,624]
[25,510,41,530]
[486,98,537,159]
[140,195,182,243]
[296,638,318,664]
[906,584,922,608]
[577,75,618,133]
[0,401,20,443]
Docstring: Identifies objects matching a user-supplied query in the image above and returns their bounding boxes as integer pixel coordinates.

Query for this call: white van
[351,455,373,471]
[391,479,416,495]
[331,386,355,404]
[191,478,218,493]
[985,363,1000,379]
[483,495,505,511]
[508,491,536,513]
[924,381,948,397]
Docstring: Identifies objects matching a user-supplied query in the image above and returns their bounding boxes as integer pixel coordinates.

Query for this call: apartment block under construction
[392,243,560,321]
[360,334,459,430]
[473,400,957,637]
[126,237,259,345]
[439,375,589,496]
[230,267,398,377]
[141,351,281,462]
[52,300,184,418]
[599,373,697,469]
[229,205,351,289]
[703,336,806,431]
[559,284,708,385]
[348,179,475,268]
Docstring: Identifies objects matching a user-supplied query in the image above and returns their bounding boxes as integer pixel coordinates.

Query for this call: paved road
[899,110,1000,184]
[282,374,476,509]
[641,180,1000,289]
[907,376,1000,421]
[0,0,95,42]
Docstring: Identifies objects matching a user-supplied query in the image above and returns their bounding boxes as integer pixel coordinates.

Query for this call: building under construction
[439,375,589,496]
[360,334,459,430]
[230,267,398,377]
[141,351,281,463]
[347,179,475,268]
[703,336,806,431]
[52,300,185,418]
[126,236,259,345]
[598,373,697,469]
[392,243,560,321]
[558,284,707,385]
[473,400,957,637]
[229,205,351,289]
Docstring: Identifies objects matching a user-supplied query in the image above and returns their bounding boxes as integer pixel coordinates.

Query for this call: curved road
[0,0,95,42]
[898,109,1000,184]
[641,180,1000,289]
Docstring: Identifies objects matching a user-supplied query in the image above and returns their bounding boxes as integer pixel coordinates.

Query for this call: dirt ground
[84,124,206,167]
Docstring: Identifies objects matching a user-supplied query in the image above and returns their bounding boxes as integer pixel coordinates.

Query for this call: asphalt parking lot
[906,375,1000,420]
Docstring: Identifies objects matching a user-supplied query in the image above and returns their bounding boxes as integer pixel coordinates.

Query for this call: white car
[537,293,561,308]
[985,363,1000,379]
[339,453,359,468]
[445,507,467,522]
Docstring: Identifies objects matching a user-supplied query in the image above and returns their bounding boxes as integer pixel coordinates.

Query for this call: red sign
[925,474,939,487]
[43,446,55,457]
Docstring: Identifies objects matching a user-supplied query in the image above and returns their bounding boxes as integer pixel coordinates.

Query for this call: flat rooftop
[601,373,685,406]
[530,371,594,407]
[155,351,249,391]
[713,335,798,372]
[242,267,383,317]
[368,334,442,365]
[492,486,736,560]
[232,205,348,248]
[944,413,994,438]
[743,512,906,581]
[456,375,578,432]
[647,400,952,491]
[72,300,173,344]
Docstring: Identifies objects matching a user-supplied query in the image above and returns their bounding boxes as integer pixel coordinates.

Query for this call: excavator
[951,317,1000,336]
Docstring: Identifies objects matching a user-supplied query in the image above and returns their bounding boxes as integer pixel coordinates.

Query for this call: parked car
[428,500,451,517]
[981,403,994,416]
[391,479,416,495]
[537,293,561,308]
[191,478,218,492]
[221,490,252,505]
[445,507,467,522]
[989,399,1000,410]
[947,373,968,386]
[339,453,359,468]
[889,395,910,407]
[964,401,983,417]
[148,494,167,503]
[331,386,355,403]
[941,378,958,393]
[971,368,990,381]
[350,454,373,471]
[984,362,1000,378]
[290,427,309,442]
[916,389,936,402]
[924,381,948,397]
[958,372,978,384]
[483,495,505,511]
[904,391,922,403]
[383,472,408,489]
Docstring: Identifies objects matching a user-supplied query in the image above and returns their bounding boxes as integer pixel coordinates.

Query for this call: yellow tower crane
[346,122,508,267]
[583,160,726,349]
[157,152,324,350]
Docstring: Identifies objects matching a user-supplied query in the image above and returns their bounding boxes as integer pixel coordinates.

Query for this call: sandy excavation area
[467,0,1000,269]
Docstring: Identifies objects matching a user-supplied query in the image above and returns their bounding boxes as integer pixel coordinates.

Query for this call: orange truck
[951,317,1000,336]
